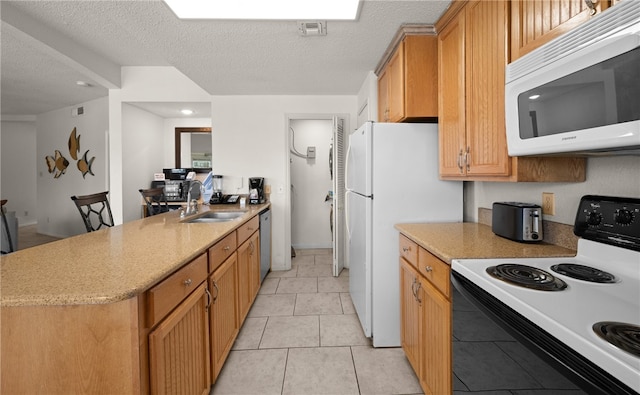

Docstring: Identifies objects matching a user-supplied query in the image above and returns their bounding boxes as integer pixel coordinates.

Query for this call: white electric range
[452,195,640,394]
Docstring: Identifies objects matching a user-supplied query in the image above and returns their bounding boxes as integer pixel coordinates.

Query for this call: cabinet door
[465,0,510,177]
[400,258,420,373]
[386,40,406,122]
[237,231,260,322]
[438,9,467,177]
[149,283,210,395]
[210,253,239,382]
[418,278,452,395]
[511,0,608,61]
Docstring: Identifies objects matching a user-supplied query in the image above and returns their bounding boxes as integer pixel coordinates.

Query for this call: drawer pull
[424,266,433,272]
[183,278,193,286]
[223,246,231,251]
[402,246,411,252]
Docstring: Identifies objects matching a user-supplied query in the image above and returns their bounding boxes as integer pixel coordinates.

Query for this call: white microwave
[505,1,640,156]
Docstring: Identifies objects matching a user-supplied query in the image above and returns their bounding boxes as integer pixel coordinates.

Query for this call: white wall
[356,71,378,128]
[0,119,38,226]
[210,95,358,271]
[465,156,640,225]
[109,66,212,223]
[290,119,333,249]
[36,97,109,237]
[121,104,165,222]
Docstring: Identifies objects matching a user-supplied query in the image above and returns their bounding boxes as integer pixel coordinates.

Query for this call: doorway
[287,115,346,276]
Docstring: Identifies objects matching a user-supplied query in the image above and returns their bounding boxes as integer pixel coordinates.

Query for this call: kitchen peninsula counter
[395,222,576,264]
[1,202,269,307]
[2,202,269,394]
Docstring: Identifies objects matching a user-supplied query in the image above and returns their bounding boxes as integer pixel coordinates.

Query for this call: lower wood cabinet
[148,282,211,395]
[209,253,239,381]
[237,230,260,322]
[399,237,452,395]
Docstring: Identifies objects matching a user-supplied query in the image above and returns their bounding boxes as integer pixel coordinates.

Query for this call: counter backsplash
[478,207,578,251]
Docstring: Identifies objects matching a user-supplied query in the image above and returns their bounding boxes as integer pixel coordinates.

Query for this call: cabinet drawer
[147,253,208,327]
[209,231,237,273]
[399,235,418,268]
[418,248,450,298]
[237,216,259,245]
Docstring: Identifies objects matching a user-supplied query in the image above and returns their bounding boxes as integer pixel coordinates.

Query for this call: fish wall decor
[45,150,69,178]
[68,127,80,160]
[43,127,97,179]
[77,150,95,178]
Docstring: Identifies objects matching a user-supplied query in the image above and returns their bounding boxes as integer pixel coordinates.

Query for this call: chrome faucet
[184,180,203,216]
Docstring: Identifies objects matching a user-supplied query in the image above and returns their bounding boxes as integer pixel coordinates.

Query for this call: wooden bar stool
[1,199,14,254]
[139,187,169,217]
[70,191,114,232]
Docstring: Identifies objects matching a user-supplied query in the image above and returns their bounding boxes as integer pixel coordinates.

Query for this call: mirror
[175,127,212,171]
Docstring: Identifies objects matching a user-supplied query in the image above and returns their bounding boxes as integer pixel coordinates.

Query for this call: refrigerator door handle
[345,141,352,190]
[345,190,352,241]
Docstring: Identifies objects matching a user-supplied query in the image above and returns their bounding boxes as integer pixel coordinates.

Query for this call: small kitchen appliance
[209,175,223,204]
[492,202,542,242]
[452,195,640,394]
[248,177,265,204]
[505,1,640,156]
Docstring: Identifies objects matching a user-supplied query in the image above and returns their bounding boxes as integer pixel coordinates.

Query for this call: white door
[332,117,346,277]
[346,190,372,337]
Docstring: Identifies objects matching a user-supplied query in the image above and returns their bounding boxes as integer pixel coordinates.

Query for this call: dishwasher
[259,208,271,282]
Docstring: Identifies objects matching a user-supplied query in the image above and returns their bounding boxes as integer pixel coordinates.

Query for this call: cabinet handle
[411,278,417,299]
[584,0,598,15]
[183,278,193,287]
[465,146,470,172]
[212,281,219,303]
[223,246,231,251]
[249,241,255,254]
[402,246,411,253]
[424,266,433,272]
[247,227,254,232]
[205,287,212,310]
[457,149,464,174]
[415,281,422,304]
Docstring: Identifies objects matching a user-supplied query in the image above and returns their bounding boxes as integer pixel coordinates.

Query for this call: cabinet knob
[424,266,433,272]
[223,246,231,251]
[183,278,193,286]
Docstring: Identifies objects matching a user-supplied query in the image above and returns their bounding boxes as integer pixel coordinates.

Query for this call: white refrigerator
[346,121,462,347]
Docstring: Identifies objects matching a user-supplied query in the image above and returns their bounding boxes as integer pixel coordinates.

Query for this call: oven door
[451,269,638,395]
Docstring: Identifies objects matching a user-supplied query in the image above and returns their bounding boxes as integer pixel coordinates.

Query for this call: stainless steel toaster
[492,202,543,242]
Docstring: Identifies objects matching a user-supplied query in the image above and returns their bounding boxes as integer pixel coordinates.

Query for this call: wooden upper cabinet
[377,27,438,122]
[465,0,510,177]
[511,0,611,61]
[436,0,586,182]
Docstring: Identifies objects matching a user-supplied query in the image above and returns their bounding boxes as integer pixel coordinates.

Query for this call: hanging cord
[289,127,309,159]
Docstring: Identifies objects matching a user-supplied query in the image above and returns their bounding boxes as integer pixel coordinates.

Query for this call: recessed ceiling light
[162,0,360,20]
[181,109,194,115]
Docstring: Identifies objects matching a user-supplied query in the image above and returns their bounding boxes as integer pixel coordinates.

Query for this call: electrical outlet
[264,184,271,194]
[542,192,556,216]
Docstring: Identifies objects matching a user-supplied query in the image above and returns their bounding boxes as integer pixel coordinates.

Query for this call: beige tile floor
[211,248,423,395]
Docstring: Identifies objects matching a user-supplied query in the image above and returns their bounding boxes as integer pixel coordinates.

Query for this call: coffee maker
[248,177,265,204]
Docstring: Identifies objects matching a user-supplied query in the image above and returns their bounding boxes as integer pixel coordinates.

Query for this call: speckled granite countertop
[395,222,576,265]
[0,203,269,307]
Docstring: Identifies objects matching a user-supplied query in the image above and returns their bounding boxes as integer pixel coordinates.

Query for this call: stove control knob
[586,211,602,226]
[615,209,634,225]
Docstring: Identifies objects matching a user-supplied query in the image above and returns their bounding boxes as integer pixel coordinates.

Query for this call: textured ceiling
[1,0,452,117]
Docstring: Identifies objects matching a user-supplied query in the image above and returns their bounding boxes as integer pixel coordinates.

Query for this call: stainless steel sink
[184,211,246,223]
